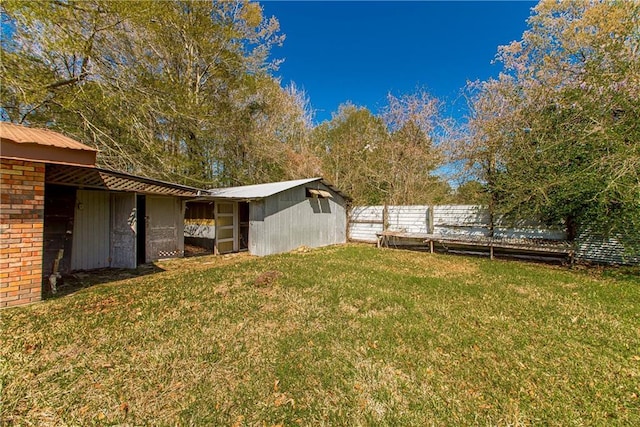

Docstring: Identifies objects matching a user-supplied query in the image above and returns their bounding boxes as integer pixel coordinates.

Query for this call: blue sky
[261,1,537,124]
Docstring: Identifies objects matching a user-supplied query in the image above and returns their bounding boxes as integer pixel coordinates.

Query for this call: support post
[383,203,389,231]
[428,205,434,234]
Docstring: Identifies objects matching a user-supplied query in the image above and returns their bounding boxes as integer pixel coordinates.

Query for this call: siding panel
[110,193,137,268]
[146,196,183,260]
[387,205,429,234]
[254,184,347,256]
[72,190,110,270]
[577,232,640,265]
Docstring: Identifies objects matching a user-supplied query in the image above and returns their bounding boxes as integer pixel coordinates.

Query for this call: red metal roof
[0,122,97,167]
[0,122,96,152]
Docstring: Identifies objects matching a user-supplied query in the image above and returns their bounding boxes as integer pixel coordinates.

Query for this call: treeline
[457,0,639,251]
[2,1,638,251]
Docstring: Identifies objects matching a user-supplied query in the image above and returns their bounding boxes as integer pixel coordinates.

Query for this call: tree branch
[45,72,90,90]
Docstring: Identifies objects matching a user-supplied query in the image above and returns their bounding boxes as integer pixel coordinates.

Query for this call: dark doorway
[136,195,146,264]
[239,201,249,251]
[42,184,76,292]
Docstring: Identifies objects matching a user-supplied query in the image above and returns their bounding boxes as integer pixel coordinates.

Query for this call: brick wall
[1,159,45,308]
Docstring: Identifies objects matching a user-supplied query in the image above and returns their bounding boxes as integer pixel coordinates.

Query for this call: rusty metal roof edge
[0,122,98,152]
[0,138,99,152]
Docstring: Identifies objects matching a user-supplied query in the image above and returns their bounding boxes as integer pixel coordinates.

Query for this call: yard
[1,244,639,425]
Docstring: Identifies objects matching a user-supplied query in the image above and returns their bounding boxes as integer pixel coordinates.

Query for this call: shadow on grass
[184,243,214,258]
[44,263,166,300]
[385,244,571,266]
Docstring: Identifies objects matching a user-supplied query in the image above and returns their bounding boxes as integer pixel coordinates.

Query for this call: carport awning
[46,164,200,197]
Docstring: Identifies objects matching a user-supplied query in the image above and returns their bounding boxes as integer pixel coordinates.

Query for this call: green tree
[452,180,489,205]
[312,91,451,205]
[379,91,450,205]
[1,0,307,187]
[456,76,522,234]
[461,0,639,250]
[311,104,388,204]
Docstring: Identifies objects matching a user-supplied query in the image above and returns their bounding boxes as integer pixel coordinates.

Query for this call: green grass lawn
[2,245,639,425]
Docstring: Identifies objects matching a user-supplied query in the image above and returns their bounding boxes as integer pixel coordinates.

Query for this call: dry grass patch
[375,247,480,279]
[2,245,639,425]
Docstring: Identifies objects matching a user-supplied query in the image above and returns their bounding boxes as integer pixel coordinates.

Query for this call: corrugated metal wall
[72,190,110,270]
[433,205,566,240]
[576,232,640,265]
[348,205,637,265]
[249,183,347,256]
[349,206,385,242]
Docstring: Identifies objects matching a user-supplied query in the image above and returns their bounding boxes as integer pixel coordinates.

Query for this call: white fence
[349,205,386,242]
[576,232,639,265]
[348,205,565,243]
[348,205,637,265]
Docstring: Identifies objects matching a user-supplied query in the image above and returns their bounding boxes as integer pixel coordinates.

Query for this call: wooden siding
[71,190,110,270]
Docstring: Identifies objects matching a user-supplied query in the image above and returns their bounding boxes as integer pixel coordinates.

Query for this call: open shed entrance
[214,201,250,254]
[239,202,249,251]
[184,201,215,255]
[215,201,235,254]
[184,200,249,255]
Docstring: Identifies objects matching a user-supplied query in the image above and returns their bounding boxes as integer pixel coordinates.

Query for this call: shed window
[306,188,332,199]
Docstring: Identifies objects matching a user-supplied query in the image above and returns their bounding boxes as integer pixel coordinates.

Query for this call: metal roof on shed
[208,178,349,200]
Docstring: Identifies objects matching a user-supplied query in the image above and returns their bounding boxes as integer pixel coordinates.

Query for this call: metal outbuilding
[186,178,349,256]
[2,121,350,307]
[44,164,198,271]
[1,122,197,307]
